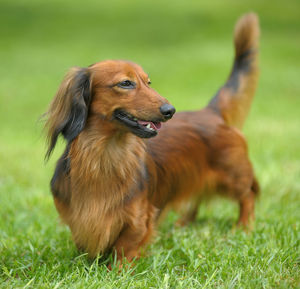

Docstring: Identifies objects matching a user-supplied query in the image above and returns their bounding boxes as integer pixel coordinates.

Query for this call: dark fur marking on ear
[45,68,91,160]
[62,70,91,142]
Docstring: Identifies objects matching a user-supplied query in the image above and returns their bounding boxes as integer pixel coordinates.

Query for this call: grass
[0,0,299,287]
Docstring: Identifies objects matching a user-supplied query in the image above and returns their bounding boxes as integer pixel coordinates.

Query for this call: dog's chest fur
[65,131,147,256]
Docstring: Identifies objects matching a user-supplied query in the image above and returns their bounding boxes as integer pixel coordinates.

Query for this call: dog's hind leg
[237,190,256,228]
[237,178,259,227]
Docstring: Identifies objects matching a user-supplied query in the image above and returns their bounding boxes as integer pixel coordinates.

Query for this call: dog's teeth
[146,124,151,129]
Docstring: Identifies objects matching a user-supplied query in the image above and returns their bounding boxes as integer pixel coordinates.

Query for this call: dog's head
[45,60,175,158]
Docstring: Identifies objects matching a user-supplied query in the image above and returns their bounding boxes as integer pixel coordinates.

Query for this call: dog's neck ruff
[69,123,147,206]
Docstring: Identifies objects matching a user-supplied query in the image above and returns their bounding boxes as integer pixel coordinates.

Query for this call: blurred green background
[0,0,299,287]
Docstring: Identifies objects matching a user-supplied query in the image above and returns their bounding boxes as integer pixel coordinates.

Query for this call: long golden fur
[45,13,260,264]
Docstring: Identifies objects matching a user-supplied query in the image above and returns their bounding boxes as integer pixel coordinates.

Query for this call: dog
[45,13,260,264]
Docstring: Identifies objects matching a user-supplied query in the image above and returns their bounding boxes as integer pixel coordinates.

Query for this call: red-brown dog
[45,13,260,263]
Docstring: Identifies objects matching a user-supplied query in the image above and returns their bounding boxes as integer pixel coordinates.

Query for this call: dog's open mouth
[113,110,162,138]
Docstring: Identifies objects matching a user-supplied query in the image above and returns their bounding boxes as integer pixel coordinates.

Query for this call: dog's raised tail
[208,13,260,129]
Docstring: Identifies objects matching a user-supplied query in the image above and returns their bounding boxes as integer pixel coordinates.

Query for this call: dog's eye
[117,80,136,89]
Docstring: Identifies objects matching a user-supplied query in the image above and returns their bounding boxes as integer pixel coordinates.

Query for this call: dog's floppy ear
[45,67,91,160]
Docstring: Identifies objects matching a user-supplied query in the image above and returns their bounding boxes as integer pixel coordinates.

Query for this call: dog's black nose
[160,104,176,120]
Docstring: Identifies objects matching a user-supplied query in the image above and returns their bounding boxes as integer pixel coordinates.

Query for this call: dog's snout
[160,104,176,120]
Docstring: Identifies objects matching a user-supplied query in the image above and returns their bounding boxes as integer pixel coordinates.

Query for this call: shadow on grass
[193,216,236,233]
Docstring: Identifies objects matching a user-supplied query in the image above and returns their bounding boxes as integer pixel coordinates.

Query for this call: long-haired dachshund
[45,13,260,264]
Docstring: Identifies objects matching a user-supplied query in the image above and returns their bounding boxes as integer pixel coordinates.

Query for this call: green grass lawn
[0,0,299,288]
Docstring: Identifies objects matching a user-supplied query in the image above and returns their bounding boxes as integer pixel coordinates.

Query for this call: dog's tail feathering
[208,13,260,129]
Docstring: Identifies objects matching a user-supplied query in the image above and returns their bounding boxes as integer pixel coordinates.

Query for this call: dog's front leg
[111,199,155,266]
[113,223,146,263]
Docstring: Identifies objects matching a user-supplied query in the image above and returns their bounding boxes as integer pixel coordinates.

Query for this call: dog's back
[147,13,260,225]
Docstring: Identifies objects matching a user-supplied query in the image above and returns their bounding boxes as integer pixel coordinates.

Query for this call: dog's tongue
[138,120,161,130]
